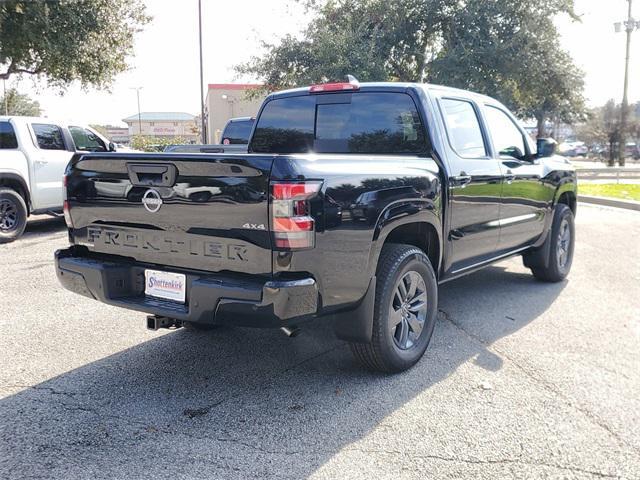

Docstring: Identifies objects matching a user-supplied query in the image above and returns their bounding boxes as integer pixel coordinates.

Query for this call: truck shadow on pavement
[1,265,566,479]
[22,216,66,239]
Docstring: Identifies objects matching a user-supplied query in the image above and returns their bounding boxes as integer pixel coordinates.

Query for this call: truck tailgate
[66,153,274,276]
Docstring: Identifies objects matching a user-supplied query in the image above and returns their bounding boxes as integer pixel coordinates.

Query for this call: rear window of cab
[250,92,427,154]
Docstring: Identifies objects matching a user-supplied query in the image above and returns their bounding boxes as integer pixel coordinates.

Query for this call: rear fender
[0,171,31,212]
[368,200,442,277]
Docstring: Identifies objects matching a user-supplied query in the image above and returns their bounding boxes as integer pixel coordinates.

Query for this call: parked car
[221,116,255,145]
[55,80,577,373]
[625,142,640,160]
[163,117,256,154]
[0,116,121,242]
[559,141,588,157]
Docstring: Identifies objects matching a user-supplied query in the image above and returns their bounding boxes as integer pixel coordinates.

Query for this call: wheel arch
[369,203,443,279]
[552,173,577,217]
[0,173,31,214]
[556,190,576,216]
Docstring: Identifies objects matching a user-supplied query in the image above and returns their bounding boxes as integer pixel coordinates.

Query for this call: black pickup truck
[55,80,576,372]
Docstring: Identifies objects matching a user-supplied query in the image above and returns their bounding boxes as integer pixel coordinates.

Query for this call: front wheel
[529,204,575,282]
[349,244,438,373]
[0,188,28,244]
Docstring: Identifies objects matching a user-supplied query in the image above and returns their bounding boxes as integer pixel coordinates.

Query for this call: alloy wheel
[556,218,571,268]
[390,270,428,350]
[0,199,17,232]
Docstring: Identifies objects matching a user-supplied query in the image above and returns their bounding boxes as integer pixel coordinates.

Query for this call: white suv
[0,116,117,242]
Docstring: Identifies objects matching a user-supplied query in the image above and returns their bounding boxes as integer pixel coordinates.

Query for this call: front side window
[0,121,18,149]
[484,105,527,160]
[251,92,426,154]
[32,124,66,150]
[440,98,486,158]
[69,126,107,152]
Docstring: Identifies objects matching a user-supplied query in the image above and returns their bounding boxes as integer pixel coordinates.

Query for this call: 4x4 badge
[142,189,162,213]
[242,223,266,230]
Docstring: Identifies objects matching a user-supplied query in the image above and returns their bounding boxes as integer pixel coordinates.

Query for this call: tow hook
[280,326,301,338]
[146,315,182,331]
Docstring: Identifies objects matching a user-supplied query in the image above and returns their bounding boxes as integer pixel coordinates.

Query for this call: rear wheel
[349,244,438,373]
[0,188,27,243]
[529,204,575,282]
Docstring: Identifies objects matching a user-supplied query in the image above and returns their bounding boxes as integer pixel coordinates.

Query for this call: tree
[428,1,586,137]
[0,0,150,88]
[574,100,640,166]
[130,135,189,152]
[0,88,41,116]
[237,0,439,92]
[237,0,585,133]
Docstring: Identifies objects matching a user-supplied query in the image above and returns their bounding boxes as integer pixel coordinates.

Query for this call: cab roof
[267,81,500,106]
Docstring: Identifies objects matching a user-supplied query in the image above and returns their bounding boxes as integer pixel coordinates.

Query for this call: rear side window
[222,119,254,144]
[32,123,66,150]
[69,126,107,152]
[251,92,426,154]
[0,121,18,149]
[440,98,486,158]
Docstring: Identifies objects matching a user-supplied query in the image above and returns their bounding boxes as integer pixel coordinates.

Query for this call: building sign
[151,126,178,135]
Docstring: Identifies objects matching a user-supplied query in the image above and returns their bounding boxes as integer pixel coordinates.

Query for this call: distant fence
[577,168,640,183]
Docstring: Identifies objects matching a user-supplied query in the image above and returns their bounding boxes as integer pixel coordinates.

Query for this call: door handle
[450,174,472,187]
[504,170,516,184]
[35,159,49,166]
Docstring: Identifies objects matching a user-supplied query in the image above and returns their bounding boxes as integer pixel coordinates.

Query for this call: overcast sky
[7,0,639,126]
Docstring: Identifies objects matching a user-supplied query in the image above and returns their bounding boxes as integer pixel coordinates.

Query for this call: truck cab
[0,116,115,242]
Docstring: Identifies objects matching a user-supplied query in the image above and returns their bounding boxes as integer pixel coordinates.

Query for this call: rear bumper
[54,247,319,327]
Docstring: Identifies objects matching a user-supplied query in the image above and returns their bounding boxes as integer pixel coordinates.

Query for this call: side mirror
[536,138,557,158]
[108,142,116,152]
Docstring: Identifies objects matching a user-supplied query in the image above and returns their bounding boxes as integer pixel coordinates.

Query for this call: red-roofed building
[205,83,264,143]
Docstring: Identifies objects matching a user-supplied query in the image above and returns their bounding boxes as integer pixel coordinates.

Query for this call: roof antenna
[345,74,359,84]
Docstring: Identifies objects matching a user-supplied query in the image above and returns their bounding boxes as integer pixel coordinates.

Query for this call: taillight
[271,181,322,250]
[62,175,73,228]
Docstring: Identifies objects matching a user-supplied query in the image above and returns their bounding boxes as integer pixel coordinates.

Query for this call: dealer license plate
[144,269,186,303]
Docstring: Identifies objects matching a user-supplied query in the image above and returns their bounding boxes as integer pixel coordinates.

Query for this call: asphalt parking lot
[1,205,639,479]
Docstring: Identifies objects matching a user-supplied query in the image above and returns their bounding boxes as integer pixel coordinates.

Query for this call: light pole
[130,87,143,136]
[221,94,236,117]
[198,0,207,144]
[614,0,638,166]
[2,79,7,116]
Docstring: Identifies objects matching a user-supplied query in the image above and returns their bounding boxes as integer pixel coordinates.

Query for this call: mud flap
[522,223,552,270]
[332,277,376,343]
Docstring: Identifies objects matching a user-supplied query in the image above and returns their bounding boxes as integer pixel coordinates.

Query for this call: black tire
[0,188,28,243]
[530,204,575,282]
[349,244,438,373]
[182,321,218,332]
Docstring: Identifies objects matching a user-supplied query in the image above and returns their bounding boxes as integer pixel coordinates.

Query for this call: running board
[46,210,64,218]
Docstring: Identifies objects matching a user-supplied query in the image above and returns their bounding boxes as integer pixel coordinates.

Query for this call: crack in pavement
[3,344,345,437]
[346,447,620,478]
[0,384,79,398]
[437,308,640,457]
[177,343,345,419]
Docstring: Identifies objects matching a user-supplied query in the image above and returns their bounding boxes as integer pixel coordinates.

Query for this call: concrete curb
[578,195,640,211]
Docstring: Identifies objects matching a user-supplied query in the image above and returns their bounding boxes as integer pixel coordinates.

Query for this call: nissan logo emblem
[142,189,163,213]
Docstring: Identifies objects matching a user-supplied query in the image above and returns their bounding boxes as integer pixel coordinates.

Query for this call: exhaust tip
[280,326,301,338]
